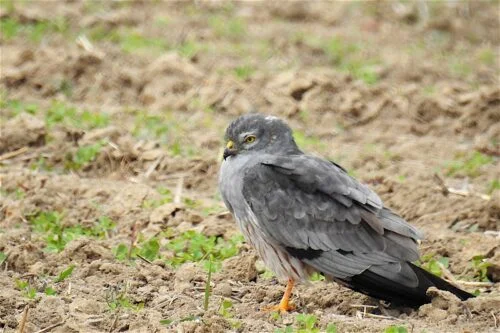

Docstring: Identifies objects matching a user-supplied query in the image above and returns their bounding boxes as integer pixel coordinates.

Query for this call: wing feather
[242,154,423,283]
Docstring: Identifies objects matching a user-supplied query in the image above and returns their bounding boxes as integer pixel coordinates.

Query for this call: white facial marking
[265,115,278,123]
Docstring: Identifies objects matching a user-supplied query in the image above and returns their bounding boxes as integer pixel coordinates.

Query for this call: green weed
[201,204,227,217]
[30,157,52,172]
[183,197,201,209]
[0,16,68,42]
[471,255,491,282]
[260,269,275,279]
[320,37,380,84]
[133,113,170,140]
[55,265,75,282]
[204,256,213,311]
[65,141,106,171]
[142,187,173,209]
[449,59,472,78]
[309,272,325,282]
[178,39,204,59]
[15,279,37,299]
[115,230,244,269]
[209,15,246,39]
[29,211,116,252]
[106,284,144,312]
[166,231,244,270]
[477,48,495,66]
[46,101,109,129]
[384,326,408,333]
[113,243,130,261]
[233,65,255,81]
[293,131,326,152]
[44,286,57,296]
[89,26,168,54]
[0,99,38,116]
[218,298,242,328]
[416,254,449,278]
[487,179,500,194]
[275,313,337,333]
[445,151,494,178]
[119,32,168,54]
[0,251,6,265]
[159,319,173,326]
[114,236,161,262]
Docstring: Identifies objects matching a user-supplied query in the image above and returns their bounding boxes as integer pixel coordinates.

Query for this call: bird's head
[223,113,300,160]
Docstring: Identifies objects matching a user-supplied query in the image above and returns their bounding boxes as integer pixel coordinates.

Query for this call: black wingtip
[409,263,475,302]
[344,262,474,307]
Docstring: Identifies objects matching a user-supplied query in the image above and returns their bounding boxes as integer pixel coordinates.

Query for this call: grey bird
[218,113,474,312]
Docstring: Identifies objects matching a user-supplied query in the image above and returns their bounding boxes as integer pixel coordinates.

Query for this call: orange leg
[262,278,296,313]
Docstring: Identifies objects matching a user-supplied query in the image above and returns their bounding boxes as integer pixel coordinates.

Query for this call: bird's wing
[242,154,423,286]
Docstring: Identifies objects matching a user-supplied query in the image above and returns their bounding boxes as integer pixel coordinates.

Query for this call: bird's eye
[244,135,256,143]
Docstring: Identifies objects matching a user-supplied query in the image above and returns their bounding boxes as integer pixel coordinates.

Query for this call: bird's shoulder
[242,153,382,211]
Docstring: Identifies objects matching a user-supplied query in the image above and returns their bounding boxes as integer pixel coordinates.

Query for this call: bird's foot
[261,301,296,314]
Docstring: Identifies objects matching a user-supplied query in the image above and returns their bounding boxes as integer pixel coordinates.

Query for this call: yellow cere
[226,140,234,149]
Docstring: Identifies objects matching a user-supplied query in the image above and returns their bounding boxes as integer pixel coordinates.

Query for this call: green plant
[93,216,116,238]
[46,101,109,129]
[487,179,500,194]
[384,325,408,333]
[106,285,144,312]
[142,187,173,209]
[218,298,242,328]
[275,314,337,333]
[178,40,204,59]
[165,231,244,270]
[233,65,255,80]
[446,151,494,178]
[65,141,106,170]
[0,99,38,116]
[471,255,491,282]
[204,256,213,311]
[209,15,246,39]
[44,286,57,296]
[477,48,495,65]
[309,272,325,282]
[29,211,116,252]
[293,131,326,152]
[133,113,170,139]
[0,251,6,265]
[0,16,68,42]
[416,254,449,278]
[119,31,168,54]
[318,37,380,84]
[138,238,161,262]
[89,25,168,54]
[55,265,75,282]
[15,279,37,299]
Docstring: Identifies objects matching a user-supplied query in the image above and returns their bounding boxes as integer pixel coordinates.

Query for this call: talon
[261,278,296,313]
[262,302,296,313]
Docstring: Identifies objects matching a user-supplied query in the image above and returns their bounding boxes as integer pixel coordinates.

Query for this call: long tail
[346,262,475,307]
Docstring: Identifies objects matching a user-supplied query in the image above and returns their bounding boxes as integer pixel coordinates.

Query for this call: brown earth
[0,1,499,332]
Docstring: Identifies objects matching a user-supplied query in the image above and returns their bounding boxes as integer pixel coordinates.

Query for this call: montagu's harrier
[219,113,473,312]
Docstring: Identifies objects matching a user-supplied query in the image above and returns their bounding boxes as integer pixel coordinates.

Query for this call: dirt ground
[1,1,499,332]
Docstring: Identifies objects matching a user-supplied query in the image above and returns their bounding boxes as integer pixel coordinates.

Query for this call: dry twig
[18,305,30,333]
[0,147,29,162]
[34,320,65,333]
[174,176,184,205]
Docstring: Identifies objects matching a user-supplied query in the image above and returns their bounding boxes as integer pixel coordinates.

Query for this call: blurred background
[0,1,499,332]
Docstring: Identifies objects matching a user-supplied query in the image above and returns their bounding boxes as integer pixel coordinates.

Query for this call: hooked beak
[223,140,238,160]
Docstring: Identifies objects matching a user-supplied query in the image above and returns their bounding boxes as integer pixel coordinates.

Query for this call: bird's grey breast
[219,153,258,216]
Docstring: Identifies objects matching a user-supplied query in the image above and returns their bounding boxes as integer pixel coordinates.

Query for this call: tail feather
[344,262,474,307]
